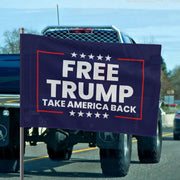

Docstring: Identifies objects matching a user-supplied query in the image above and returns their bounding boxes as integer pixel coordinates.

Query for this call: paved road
[0,128,180,180]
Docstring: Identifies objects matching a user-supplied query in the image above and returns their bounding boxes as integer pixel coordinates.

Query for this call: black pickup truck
[0,26,162,177]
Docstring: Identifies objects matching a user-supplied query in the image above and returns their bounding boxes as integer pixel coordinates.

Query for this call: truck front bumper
[0,94,20,147]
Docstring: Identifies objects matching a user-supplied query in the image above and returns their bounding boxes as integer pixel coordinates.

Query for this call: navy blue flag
[20,34,161,136]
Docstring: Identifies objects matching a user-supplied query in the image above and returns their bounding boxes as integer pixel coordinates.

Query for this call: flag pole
[57,4,60,26]
[20,27,24,180]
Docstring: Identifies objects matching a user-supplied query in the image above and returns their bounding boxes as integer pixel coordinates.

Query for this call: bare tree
[160,70,173,98]
[0,28,39,54]
[169,66,180,99]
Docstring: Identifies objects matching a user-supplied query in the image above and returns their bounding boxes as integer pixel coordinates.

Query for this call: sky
[0,0,180,70]
[0,0,180,9]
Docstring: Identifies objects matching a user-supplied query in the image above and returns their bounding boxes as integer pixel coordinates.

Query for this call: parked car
[173,111,180,140]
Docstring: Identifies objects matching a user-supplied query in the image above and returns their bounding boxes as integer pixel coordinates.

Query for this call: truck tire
[47,130,73,161]
[0,146,19,173]
[100,134,132,177]
[47,146,73,161]
[137,113,162,163]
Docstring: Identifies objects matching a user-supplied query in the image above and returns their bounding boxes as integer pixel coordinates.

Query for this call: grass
[161,106,180,114]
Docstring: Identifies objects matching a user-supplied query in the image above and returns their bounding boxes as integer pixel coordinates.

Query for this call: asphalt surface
[0,127,180,180]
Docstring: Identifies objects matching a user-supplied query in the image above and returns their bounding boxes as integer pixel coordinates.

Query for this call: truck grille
[44,30,120,43]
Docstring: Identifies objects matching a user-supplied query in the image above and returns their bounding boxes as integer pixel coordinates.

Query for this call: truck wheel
[47,130,73,161]
[100,134,132,177]
[0,146,19,173]
[47,146,73,161]
[137,114,162,163]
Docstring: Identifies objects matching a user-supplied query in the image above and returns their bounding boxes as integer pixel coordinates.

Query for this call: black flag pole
[20,27,24,180]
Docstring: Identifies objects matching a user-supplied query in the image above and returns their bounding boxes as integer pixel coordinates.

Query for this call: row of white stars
[71,52,111,61]
[69,110,109,119]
